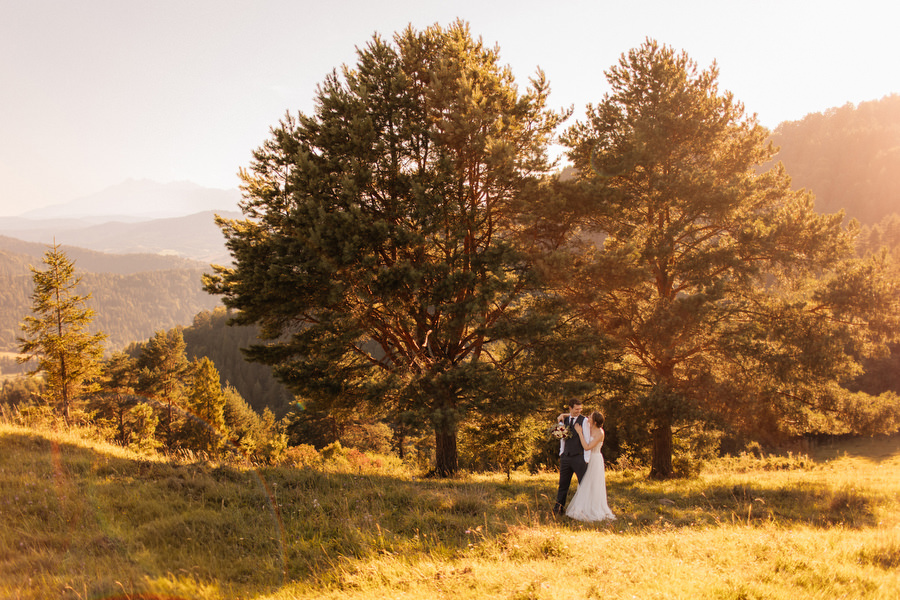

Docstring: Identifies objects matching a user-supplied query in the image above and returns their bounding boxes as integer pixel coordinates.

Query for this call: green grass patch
[2,424,899,599]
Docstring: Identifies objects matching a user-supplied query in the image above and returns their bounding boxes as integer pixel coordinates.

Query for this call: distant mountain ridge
[19,179,242,220]
[0,210,240,264]
[0,235,208,274]
[0,179,243,264]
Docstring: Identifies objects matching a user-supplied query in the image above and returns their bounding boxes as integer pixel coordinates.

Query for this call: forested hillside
[0,235,210,274]
[179,308,294,415]
[770,97,900,398]
[0,238,219,353]
[769,94,900,225]
[0,210,237,265]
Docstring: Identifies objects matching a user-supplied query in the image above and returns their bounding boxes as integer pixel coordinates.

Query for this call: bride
[566,411,616,522]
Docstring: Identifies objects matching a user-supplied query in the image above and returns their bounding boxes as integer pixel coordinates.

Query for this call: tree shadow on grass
[800,432,900,463]
[2,427,891,599]
[0,429,560,597]
[602,477,880,531]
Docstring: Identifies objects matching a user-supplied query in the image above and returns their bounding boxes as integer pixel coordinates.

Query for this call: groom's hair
[567,399,582,409]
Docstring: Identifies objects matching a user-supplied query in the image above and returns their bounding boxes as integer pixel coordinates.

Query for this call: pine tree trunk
[649,420,674,479]
[434,425,458,477]
[60,355,70,426]
[118,405,126,445]
[395,431,406,460]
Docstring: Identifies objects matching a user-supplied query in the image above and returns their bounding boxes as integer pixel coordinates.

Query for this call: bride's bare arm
[576,425,604,451]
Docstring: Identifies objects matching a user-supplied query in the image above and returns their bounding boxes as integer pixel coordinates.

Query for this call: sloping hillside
[0,239,220,353]
[0,235,207,274]
[768,94,900,225]
[0,210,238,264]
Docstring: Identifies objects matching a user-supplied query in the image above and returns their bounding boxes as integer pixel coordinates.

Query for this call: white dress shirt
[558,415,592,463]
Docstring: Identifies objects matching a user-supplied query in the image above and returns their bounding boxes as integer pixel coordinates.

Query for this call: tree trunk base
[649,423,674,479]
[435,428,458,477]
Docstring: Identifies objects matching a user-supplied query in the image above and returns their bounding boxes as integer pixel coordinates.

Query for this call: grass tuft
[857,534,900,569]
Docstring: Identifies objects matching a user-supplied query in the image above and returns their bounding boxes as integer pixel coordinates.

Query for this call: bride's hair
[590,412,605,428]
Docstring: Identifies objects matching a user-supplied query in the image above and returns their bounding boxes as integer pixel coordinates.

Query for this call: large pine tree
[559,40,898,477]
[205,22,566,475]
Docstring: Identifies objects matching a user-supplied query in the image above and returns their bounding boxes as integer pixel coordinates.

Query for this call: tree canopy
[204,27,899,478]
[557,40,899,477]
[205,21,568,475]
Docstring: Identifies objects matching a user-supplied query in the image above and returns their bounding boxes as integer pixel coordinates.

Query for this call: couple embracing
[553,399,616,522]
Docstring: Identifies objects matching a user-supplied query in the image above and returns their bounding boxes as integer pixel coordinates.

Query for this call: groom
[553,399,591,515]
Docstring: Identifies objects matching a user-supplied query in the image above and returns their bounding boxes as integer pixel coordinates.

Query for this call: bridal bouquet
[548,422,572,441]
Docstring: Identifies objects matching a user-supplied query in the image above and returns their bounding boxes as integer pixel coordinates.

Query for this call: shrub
[346,447,371,471]
[609,442,647,473]
[745,440,764,458]
[826,487,873,526]
[321,440,349,468]
[285,443,320,468]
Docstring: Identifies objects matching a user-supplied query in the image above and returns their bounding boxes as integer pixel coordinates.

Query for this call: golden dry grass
[1,424,898,599]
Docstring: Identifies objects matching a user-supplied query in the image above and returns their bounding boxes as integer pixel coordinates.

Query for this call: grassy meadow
[1,424,899,600]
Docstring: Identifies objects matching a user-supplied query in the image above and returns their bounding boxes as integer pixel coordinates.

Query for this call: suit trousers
[554,453,587,513]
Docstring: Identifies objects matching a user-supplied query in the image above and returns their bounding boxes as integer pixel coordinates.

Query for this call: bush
[669,425,724,477]
[257,429,288,465]
[321,440,349,468]
[745,440,764,458]
[346,447,379,471]
[285,443,320,468]
[608,442,646,474]
[672,453,702,478]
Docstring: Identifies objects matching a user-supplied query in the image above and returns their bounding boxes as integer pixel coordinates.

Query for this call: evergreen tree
[182,357,227,454]
[205,21,566,475]
[17,243,106,424]
[180,307,294,414]
[222,384,264,457]
[92,351,140,445]
[136,329,190,446]
[558,40,899,477]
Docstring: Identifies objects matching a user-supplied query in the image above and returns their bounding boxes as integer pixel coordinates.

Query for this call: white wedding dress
[565,441,616,522]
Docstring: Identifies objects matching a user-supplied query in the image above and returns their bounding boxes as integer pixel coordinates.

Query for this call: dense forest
[768,94,900,225]
[854,212,900,397]
[858,213,900,257]
[0,237,219,352]
[173,308,294,415]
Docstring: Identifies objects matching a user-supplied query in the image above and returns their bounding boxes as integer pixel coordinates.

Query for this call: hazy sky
[2,0,897,217]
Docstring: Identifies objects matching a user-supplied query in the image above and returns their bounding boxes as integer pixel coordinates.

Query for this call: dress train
[565,446,615,522]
